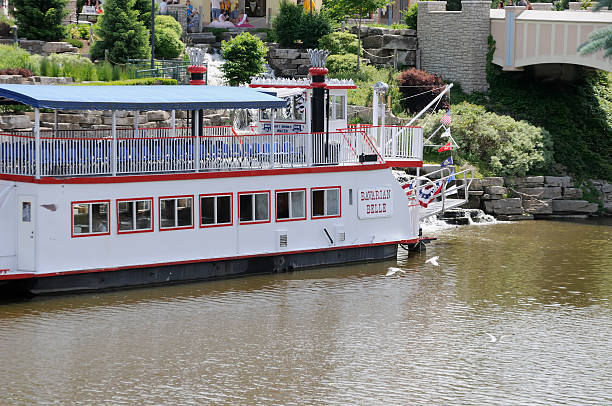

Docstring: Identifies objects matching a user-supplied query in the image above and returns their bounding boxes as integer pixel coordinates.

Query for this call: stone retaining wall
[0,39,79,56]
[417,1,490,93]
[267,45,312,78]
[349,26,417,68]
[455,176,610,219]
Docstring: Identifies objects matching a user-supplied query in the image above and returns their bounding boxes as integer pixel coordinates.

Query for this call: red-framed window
[116,198,154,234]
[238,190,271,225]
[71,200,111,237]
[159,195,194,231]
[275,188,306,222]
[311,187,341,219]
[199,193,233,228]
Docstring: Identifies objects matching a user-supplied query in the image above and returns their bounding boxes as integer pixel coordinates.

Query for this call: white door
[18,195,36,272]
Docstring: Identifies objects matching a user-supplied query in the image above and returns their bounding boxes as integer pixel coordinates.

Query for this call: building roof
[0,84,288,110]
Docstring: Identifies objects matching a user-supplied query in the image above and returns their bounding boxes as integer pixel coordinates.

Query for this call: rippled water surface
[1,219,611,405]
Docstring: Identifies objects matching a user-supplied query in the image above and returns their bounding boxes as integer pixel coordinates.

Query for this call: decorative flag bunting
[418,179,446,207]
[440,110,452,126]
[441,127,451,138]
[440,156,453,167]
[437,142,452,152]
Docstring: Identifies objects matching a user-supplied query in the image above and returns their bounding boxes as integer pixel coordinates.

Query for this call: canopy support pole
[194,110,200,172]
[54,109,58,138]
[112,111,117,176]
[171,110,176,136]
[133,111,138,138]
[270,109,276,168]
[34,108,40,179]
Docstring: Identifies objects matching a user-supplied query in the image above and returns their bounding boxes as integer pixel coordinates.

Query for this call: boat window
[160,196,193,230]
[239,192,270,224]
[118,199,153,233]
[200,194,232,227]
[312,187,341,218]
[72,201,110,236]
[260,93,306,122]
[331,95,346,120]
[276,189,306,221]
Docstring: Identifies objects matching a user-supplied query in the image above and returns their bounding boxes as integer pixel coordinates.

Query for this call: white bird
[425,256,440,266]
[485,333,498,343]
[386,267,406,277]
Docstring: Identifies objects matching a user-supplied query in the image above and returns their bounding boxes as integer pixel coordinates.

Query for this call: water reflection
[0,219,611,405]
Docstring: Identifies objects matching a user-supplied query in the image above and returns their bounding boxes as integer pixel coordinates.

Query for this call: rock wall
[267,45,312,78]
[349,26,417,68]
[455,176,610,219]
[0,39,79,56]
[417,1,490,93]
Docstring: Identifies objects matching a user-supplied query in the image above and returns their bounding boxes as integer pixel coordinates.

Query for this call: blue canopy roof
[0,84,288,110]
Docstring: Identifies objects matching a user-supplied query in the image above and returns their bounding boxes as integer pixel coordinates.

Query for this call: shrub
[297,11,331,48]
[12,0,68,41]
[155,27,184,59]
[318,32,359,55]
[272,0,303,47]
[0,68,34,77]
[75,77,177,85]
[326,54,359,74]
[221,32,267,86]
[155,15,182,38]
[90,0,150,62]
[403,3,418,30]
[65,38,84,48]
[397,68,448,113]
[0,44,35,71]
[422,102,553,176]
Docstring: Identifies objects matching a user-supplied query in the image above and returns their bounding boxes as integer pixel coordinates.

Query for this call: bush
[397,68,448,113]
[403,3,418,30]
[0,68,34,77]
[318,32,359,55]
[75,77,177,85]
[0,44,35,71]
[64,38,84,48]
[221,32,267,86]
[155,15,182,38]
[154,28,184,59]
[272,0,303,47]
[90,0,150,62]
[423,102,553,176]
[326,54,359,74]
[297,11,331,48]
[12,0,68,41]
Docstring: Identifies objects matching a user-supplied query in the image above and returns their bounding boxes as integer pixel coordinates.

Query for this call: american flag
[440,110,452,126]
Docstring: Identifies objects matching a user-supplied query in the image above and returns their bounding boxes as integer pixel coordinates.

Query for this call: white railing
[1,127,381,177]
[344,125,423,162]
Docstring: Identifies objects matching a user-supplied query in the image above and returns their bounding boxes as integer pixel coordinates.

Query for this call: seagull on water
[425,256,440,266]
[485,333,514,343]
[386,267,406,277]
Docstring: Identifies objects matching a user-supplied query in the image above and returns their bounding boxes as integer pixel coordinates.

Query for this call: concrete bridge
[491,6,612,72]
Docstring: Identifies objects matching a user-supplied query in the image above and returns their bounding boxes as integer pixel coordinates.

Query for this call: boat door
[17,195,36,271]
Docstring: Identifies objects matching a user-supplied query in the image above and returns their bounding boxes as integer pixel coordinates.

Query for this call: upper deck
[0,84,423,180]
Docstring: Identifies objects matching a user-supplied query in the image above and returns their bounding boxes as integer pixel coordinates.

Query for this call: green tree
[322,0,391,69]
[133,0,157,30]
[154,16,184,58]
[12,0,68,41]
[221,32,267,86]
[578,0,612,58]
[272,0,303,47]
[91,0,151,63]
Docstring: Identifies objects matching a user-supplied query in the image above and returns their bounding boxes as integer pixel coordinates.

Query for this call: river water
[1,219,610,405]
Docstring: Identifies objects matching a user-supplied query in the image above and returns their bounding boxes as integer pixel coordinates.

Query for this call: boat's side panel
[2,168,418,281]
[0,180,18,275]
[24,243,398,294]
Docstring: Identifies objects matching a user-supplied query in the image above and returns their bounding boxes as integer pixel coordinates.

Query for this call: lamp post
[151,0,155,69]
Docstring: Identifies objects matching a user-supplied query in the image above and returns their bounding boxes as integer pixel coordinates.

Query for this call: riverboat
[0,58,470,294]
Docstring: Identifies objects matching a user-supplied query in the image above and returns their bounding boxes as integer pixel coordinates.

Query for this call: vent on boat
[279,234,288,248]
[338,232,346,242]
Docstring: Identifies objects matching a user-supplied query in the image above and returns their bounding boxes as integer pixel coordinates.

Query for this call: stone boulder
[0,115,31,130]
[505,176,545,187]
[362,35,383,49]
[382,34,417,50]
[551,200,598,213]
[484,198,523,215]
[0,75,25,84]
[562,187,583,199]
[545,176,572,187]
[146,110,170,122]
[517,186,562,200]
[522,199,553,214]
[42,42,79,54]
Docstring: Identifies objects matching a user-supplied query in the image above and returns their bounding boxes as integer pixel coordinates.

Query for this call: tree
[221,32,267,86]
[322,0,391,69]
[133,0,157,30]
[154,15,184,59]
[578,0,612,58]
[12,0,68,41]
[91,0,151,63]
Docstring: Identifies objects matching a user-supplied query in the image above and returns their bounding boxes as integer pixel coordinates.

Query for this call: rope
[361,48,394,59]
[396,86,446,102]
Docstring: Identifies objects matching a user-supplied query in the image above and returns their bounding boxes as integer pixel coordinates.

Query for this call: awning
[0,84,288,110]
[256,87,307,99]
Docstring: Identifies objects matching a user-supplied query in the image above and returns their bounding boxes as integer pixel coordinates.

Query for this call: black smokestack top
[308,49,330,133]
